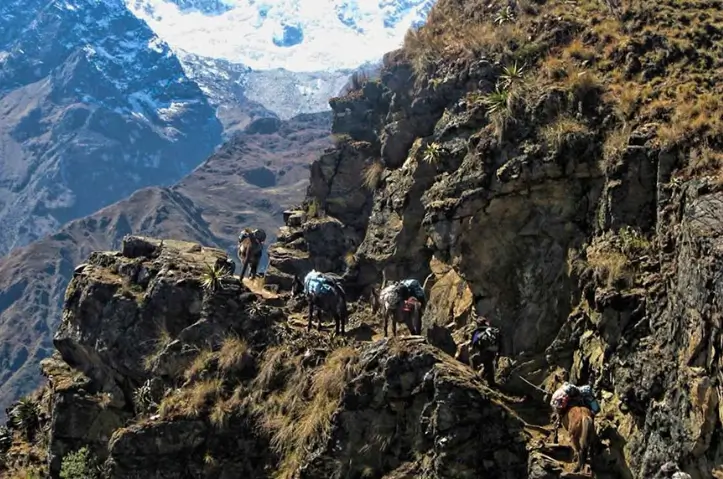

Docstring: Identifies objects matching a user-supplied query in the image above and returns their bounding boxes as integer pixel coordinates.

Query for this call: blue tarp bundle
[304,270,335,297]
[400,278,425,301]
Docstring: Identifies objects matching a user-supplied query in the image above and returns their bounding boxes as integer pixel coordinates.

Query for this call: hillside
[2,0,723,478]
[0,112,331,415]
[0,0,224,255]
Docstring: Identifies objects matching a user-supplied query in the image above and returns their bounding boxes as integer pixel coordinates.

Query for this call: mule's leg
[383,311,389,337]
[251,257,259,279]
[392,311,398,337]
[572,436,582,472]
[307,302,314,331]
[317,307,323,331]
[240,261,248,279]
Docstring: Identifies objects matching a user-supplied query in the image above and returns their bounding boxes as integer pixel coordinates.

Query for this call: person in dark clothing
[469,318,501,386]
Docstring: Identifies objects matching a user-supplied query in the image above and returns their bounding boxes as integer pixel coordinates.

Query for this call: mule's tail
[579,414,594,470]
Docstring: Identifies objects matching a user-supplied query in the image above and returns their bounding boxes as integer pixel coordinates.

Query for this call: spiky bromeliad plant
[133,379,157,415]
[499,61,526,89]
[9,397,40,440]
[483,86,510,114]
[494,5,516,24]
[423,142,443,163]
[201,263,226,292]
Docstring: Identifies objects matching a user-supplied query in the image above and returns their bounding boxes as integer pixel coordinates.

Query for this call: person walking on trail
[455,318,501,387]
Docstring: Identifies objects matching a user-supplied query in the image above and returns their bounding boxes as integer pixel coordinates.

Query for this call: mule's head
[403,297,423,334]
[369,287,381,314]
[290,275,304,298]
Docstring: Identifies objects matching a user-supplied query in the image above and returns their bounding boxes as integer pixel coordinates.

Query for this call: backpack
[471,326,500,352]
[253,228,267,243]
[304,270,338,297]
[238,228,266,243]
[578,384,600,414]
[400,279,425,302]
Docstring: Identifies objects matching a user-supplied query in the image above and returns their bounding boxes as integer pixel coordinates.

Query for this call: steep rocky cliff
[2,0,723,478]
[266,0,723,476]
[0,111,331,417]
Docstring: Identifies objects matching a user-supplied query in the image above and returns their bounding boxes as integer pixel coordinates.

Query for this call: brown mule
[561,405,596,473]
[237,231,263,279]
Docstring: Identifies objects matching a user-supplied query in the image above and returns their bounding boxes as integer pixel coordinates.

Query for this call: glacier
[125,0,434,71]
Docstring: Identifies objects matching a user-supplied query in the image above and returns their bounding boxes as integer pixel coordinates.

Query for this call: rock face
[0,235,534,478]
[264,0,723,477]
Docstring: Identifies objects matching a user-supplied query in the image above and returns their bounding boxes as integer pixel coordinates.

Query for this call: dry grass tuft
[540,115,589,151]
[158,378,224,419]
[249,346,361,479]
[142,324,173,372]
[601,123,632,173]
[217,336,249,373]
[362,159,385,190]
[585,244,630,288]
[657,93,723,149]
[183,349,216,382]
[583,227,652,288]
[403,6,527,78]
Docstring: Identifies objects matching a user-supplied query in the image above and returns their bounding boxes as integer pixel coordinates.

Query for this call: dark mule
[237,229,263,279]
[291,273,348,335]
[562,405,596,472]
[370,286,422,337]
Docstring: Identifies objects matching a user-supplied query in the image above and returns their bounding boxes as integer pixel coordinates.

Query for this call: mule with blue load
[291,270,348,336]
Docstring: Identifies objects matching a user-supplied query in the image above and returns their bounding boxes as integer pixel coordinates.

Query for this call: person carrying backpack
[469,318,501,386]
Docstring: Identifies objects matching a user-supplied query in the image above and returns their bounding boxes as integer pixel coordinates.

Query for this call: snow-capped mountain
[125,0,434,71]
[0,0,222,254]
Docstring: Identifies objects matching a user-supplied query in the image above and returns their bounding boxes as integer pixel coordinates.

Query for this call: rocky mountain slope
[0,0,406,256]
[0,0,224,255]
[2,0,723,477]
[0,112,331,416]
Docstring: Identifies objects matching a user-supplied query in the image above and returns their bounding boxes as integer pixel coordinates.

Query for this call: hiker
[455,318,501,386]
[549,380,600,443]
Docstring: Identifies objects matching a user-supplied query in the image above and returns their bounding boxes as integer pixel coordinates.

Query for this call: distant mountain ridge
[0,0,223,255]
[0,110,332,416]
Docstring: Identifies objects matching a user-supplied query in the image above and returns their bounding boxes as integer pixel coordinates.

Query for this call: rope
[514,373,549,395]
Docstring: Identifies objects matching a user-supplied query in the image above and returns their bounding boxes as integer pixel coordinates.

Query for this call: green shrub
[60,447,100,479]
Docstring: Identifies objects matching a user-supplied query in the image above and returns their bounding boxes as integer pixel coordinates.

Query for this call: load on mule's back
[549,381,599,472]
[370,277,426,337]
[237,227,266,279]
[291,269,348,336]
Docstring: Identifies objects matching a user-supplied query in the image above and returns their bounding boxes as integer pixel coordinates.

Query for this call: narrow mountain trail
[238,275,598,477]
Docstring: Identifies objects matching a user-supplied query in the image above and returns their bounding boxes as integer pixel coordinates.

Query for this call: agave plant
[423,142,443,163]
[133,380,156,414]
[483,87,510,114]
[201,263,225,292]
[499,61,526,89]
[9,397,40,439]
[494,5,516,24]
